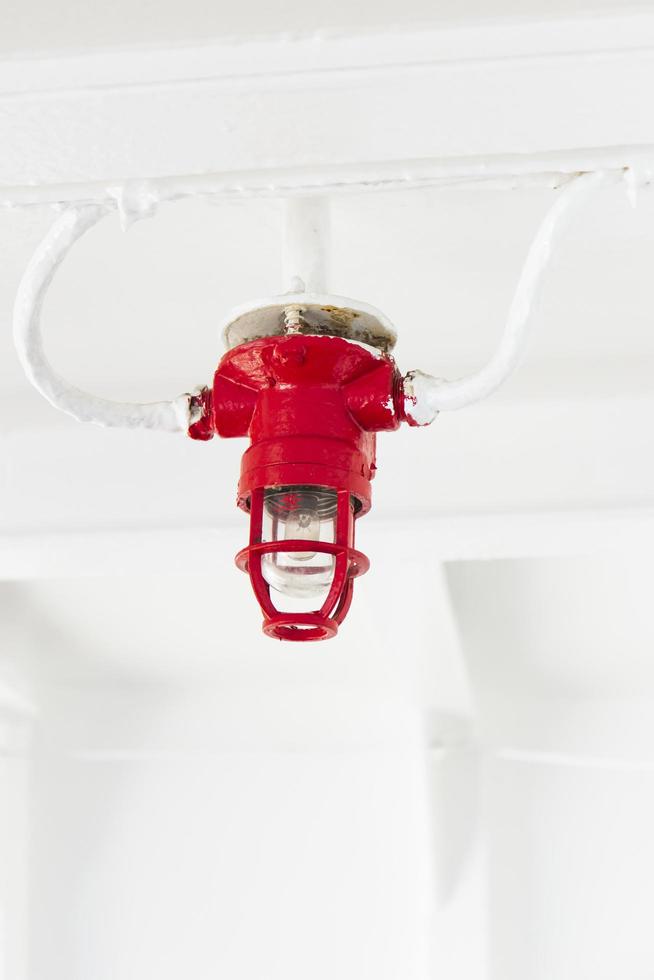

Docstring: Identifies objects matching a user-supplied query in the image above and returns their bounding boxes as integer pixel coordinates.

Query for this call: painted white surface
[0,0,651,57]
[13,203,197,431]
[282,197,331,294]
[3,8,654,980]
[404,170,616,420]
[3,12,654,194]
[6,556,654,979]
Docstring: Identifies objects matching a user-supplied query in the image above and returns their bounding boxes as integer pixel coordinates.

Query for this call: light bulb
[284,508,320,560]
[261,486,340,599]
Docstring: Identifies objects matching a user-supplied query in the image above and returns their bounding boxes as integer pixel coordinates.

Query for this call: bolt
[283,304,304,334]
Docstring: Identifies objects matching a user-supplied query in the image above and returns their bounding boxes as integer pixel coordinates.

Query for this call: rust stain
[320,305,358,326]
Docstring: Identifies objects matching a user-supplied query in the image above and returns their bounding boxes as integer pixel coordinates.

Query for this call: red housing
[189,333,404,640]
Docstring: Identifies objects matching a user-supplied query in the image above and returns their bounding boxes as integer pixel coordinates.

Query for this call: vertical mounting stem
[282,196,331,294]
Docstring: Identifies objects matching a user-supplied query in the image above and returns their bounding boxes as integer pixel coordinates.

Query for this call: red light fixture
[16,185,585,642]
[188,300,412,641]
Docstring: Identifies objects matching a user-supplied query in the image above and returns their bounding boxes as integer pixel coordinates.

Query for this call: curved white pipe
[13,203,197,432]
[15,175,618,432]
[403,170,616,424]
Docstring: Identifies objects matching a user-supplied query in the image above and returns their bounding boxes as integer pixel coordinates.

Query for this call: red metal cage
[235,487,369,641]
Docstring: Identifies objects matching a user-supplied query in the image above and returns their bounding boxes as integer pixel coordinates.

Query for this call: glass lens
[261,486,340,599]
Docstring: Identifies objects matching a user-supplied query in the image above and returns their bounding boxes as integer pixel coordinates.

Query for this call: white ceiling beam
[2,12,654,198]
[3,12,654,96]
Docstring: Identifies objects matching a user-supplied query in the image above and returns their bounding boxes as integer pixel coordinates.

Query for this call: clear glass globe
[261,486,339,600]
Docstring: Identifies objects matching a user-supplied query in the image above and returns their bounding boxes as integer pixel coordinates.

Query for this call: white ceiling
[0,0,648,56]
[2,5,653,679]
[3,181,654,645]
[3,11,654,977]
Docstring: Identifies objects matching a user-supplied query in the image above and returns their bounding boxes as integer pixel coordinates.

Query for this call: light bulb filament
[285,509,319,560]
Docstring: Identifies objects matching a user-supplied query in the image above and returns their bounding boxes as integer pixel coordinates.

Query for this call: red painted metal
[190,333,404,641]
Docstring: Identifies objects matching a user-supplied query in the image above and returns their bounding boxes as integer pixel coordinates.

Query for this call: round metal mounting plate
[221,292,397,353]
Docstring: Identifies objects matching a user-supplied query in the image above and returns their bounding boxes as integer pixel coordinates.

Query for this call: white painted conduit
[12,170,617,433]
[403,169,616,423]
[12,203,200,432]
